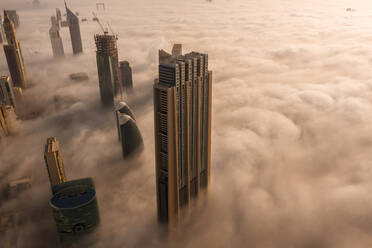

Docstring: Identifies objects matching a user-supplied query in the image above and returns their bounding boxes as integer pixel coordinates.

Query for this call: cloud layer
[2,0,372,247]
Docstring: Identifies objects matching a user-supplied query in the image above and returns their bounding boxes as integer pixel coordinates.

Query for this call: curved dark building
[50,178,99,241]
[65,1,83,54]
[115,101,136,141]
[118,113,143,158]
[115,101,136,120]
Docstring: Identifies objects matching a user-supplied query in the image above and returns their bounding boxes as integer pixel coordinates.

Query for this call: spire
[64,0,67,10]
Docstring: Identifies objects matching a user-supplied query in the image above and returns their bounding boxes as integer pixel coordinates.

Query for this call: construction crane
[92,12,124,100]
[92,11,107,34]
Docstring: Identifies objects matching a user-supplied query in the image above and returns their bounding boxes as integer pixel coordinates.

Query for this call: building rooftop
[45,137,59,153]
[50,185,96,209]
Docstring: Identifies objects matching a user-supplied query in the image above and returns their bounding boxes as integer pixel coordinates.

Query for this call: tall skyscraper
[119,61,133,92]
[0,103,15,137]
[159,44,183,64]
[0,76,16,109]
[171,44,182,57]
[56,8,62,24]
[49,16,64,58]
[44,137,67,190]
[95,32,120,106]
[65,1,83,54]
[153,48,212,224]
[0,14,6,44]
[115,102,143,158]
[3,11,27,89]
[4,10,19,29]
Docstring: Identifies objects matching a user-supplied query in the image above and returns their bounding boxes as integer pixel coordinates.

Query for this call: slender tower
[49,16,64,58]
[153,48,212,224]
[3,11,27,89]
[44,137,67,190]
[0,76,16,109]
[94,32,120,106]
[65,1,83,54]
[119,61,133,92]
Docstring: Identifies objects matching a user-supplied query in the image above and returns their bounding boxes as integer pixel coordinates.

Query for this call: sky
[2,0,372,247]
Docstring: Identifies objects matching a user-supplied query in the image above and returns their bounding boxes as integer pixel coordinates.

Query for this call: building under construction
[94,32,120,107]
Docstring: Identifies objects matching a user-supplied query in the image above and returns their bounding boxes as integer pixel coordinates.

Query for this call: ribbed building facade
[49,16,64,58]
[95,33,120,106]
[65,3,83,54]
[153,50,212,224]
[44,137,67,191]
[0,76,16,109]
[3,11,27,89]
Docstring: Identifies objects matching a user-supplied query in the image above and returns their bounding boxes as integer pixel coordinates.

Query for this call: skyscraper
[0,103,15,137]
[153,48,212,224]
[44,137,67,190]
[4,10,19,29]
[95,32,120,106]
[49,16,64,58]
[0,14,6,44]
[119,61,133,92]
[3,11,27,89]
[56,8,62,24]
[0,76,16,109]
[171,44,182,57]
[65,1,83,54]
[115,102,143,158]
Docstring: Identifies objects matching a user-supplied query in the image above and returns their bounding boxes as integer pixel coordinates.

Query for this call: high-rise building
[49,16,64,58]
[0,76,16,109]
[153,48,212,224]
[65,1,83,54]
[3,11,27,89]
[115,101,136,140]
[115,102,143,157]
[94,32,120,106]
[159,44,183,64]
[50,178,100,241]
[119,61,133,92]
[56,8,62,22]
[4,10,19,29]
[117,113,143,158]
[0,14,6,44]
[44,137,67,190]
[0,104,15,137]
[172,44,182,57]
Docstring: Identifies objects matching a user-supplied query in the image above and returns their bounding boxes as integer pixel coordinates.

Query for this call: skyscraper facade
[119,61,133,92]
[95,33,120,106]
[44,137,67,190]
[3,11,27,89]
[65,2,83,54]
[0,76,16,109]
[0,104,15,138]
[0,15,6,44]
[153,49,212,224]
[171,44,182,57]
[49,16,64,58]
[4,10,19,29]
[56,8,62,24]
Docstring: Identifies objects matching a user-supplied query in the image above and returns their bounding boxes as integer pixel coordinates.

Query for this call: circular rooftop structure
[50,185,96,209]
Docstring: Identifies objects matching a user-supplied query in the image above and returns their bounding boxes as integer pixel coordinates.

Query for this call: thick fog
[1,0,372,247]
